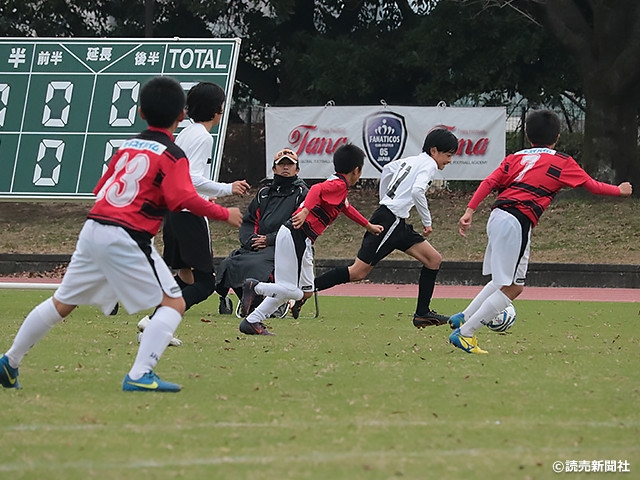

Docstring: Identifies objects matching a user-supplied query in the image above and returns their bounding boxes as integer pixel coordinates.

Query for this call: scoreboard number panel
[0,38,240,199]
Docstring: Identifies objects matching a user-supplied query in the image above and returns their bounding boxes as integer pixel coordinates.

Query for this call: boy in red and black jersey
[89,127,231,234]
[467,148,622,227]
[448,109,632,354]
[0,76,242,392]
[238,144,384,336]
[296,171,370,242]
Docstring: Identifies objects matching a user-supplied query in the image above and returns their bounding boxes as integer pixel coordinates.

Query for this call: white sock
[463,281,499,320]
[255,282,303,302]
[460,289,511,337]
[246,296,284,323]
[5,297,64,368]
[127,306,181,380]
[246,283,302,323]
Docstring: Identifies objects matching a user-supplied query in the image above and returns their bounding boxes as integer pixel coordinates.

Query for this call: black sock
[215,284,229,298]
[415,267,439,316]
[315,266,351,291]
[181,270,216,312]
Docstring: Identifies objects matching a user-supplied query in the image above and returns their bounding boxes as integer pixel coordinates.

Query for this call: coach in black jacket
[215,148,308,313]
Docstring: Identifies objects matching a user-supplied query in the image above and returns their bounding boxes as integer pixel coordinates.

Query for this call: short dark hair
[422,128,459,154]
[525,109,561,146]
[139,76,185,128]
[186,82,226,122]
[333,143,365,174]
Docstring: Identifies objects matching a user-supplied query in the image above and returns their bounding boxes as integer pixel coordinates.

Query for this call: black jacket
[216,174,308,293]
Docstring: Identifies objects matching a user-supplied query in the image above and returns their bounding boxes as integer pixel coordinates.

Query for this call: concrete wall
[315,259,640,289]
[1,254,639,289]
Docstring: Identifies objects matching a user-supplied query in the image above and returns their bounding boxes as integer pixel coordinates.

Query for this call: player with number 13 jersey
[89,126,230,236]
[0,77,242,393]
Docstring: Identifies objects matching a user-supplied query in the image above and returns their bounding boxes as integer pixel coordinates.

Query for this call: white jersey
[378,152,438,227]
[175,122,232,199]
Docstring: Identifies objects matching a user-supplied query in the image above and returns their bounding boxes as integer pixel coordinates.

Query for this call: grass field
[1,290,638,479]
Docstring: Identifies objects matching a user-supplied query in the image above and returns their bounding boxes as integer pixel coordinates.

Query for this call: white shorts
[274,226,315,293]
[54,220,181,315]
[482,208,531,287]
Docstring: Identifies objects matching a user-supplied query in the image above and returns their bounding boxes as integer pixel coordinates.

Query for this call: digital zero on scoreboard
[0,38,240,199]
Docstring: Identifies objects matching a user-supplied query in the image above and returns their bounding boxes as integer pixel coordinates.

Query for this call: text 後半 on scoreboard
[0,38,240,199]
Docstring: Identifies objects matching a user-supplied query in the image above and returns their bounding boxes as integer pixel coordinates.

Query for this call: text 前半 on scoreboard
[0,38,240,199]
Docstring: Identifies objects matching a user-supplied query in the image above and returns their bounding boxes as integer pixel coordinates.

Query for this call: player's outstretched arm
[581,177,633,198]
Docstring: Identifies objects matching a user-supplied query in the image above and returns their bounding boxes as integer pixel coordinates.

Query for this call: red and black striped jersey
[89,127,229,236]
[468,147,621,226]
[295,173,368,242]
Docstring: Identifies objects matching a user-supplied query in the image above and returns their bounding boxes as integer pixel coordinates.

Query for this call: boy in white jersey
[308,128,458,327]
[137,82,250,345]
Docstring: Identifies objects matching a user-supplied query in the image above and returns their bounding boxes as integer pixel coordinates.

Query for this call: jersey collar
[147,125,174,141]
[335,172,350,189]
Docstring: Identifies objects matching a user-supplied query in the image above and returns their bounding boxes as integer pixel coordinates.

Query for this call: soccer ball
[486,304,516,332]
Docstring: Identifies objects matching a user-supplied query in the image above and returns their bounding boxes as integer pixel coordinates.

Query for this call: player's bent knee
[421,252,441,270]
[285,287,304,301]
[162,295,186,315]
[52,297,76,318]
[349,270,367,282]
[501,284,523,300]
[348,264,372,282]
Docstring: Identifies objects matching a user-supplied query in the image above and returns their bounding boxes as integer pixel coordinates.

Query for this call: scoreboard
[0,38,240,199]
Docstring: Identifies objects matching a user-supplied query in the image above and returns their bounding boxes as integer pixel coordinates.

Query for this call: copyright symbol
[552,461,564,473]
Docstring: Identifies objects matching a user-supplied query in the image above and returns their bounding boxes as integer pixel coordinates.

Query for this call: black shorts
[357,205,425,266]
[162,211,214,273]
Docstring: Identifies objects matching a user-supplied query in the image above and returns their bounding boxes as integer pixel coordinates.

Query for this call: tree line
[1,0,638,188]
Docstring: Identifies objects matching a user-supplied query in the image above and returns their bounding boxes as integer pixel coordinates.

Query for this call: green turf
[0,290,638,479]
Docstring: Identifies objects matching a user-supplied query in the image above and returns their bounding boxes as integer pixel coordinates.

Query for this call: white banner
[265,104,506,180]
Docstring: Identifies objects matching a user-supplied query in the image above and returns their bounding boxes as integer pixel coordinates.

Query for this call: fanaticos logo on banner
[362,111,407,171]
